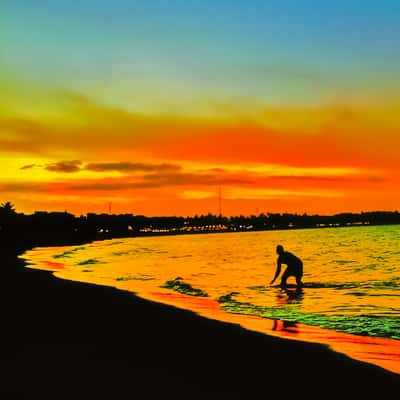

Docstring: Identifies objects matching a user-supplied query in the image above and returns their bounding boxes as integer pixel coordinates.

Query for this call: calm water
[22,225,400,372]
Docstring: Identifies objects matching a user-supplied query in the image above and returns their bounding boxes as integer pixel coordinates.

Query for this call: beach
[4,1,400,397]
[0,245,399,399]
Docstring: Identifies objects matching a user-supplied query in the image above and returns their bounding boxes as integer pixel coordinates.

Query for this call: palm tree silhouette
[0,201,16,215]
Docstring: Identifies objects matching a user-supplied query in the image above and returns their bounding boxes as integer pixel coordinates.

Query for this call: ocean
[22,225,400,373]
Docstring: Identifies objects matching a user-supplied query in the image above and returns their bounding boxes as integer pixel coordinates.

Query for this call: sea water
[22,225,400,373]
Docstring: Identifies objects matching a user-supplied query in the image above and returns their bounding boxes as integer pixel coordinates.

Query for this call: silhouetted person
[270,245,303,289]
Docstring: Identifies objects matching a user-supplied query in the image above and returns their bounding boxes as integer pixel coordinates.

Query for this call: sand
[0,247,399,399]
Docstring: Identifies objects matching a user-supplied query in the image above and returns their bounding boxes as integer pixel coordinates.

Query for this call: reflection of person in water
[272,320,299,334]
[270,245,303,289]
[276,287,304,305]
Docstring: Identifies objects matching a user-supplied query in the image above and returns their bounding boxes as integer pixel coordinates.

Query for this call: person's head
[276,244,284,255]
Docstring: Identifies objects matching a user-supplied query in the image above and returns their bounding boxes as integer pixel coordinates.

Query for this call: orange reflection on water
[43,260,65,269]
[150,291,400,375]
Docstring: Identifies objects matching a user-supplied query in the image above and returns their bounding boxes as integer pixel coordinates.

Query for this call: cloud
[19,159,183,175]
[223,188,343,200]
[20,163,38,170]
[85,162,181,173]
[45,160,82,173]
[56,167,382,193]
[2,89,400,171]
[0,92,188,157]
[67,171,254,191]
[0,182,51,193]
[257,175,385,183]
[142,172,254,186]
[10,161,385,196]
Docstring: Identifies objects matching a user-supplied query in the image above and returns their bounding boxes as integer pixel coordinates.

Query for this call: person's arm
[270,261,281,285]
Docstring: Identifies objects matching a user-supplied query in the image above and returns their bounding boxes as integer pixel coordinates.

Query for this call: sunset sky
[2,0,400,216]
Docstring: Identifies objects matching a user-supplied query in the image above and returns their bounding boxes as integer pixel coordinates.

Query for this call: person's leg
[296,262,303,289]
[280,269,290,288]
[295,273,303,289]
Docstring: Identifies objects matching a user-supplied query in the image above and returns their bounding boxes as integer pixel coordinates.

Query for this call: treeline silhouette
[1,201,400,252]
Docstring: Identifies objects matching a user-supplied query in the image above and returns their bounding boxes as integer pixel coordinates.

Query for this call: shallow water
[22,225,400,373]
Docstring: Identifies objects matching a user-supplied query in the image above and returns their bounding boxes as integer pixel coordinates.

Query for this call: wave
[77,258,101,266]
[53,246,85,259]
[116,275,155,282]
[107,241,125,246]
[161,277,208,297]
[249,279,400,292]
[217,292,400,339]
[249,282,360,291]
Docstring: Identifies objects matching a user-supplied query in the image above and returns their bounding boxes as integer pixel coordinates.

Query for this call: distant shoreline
[6,220,400,259]
[2,203,400,255]
[26,220,400,249]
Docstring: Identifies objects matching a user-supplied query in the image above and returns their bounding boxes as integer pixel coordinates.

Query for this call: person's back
[277,250,302,269]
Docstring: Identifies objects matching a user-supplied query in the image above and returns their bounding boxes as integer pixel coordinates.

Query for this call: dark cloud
[141,172,253,187]
[68,182,135,191]
[258,175,385,183]
[0,182,50,193]
[19,159,183,175]
[20,164,38,170]
[85,162,181,173]
[68,172,254,191]
[45,160,82,173]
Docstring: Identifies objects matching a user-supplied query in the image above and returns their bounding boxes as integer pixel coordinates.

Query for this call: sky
[1,0,400,216]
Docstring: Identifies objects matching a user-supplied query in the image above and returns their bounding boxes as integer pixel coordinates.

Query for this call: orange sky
[2,2,400,216]
[1,89,400,216]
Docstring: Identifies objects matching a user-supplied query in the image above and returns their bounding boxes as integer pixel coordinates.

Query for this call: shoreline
[1,243,399,397]
[22,236,400,375]
[25,242,400,375]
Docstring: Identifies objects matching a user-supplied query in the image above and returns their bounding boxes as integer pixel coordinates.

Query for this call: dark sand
[1,249,399,399]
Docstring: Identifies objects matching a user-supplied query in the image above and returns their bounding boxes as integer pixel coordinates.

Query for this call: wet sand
[148,291,400,375]
[1,249,399,399]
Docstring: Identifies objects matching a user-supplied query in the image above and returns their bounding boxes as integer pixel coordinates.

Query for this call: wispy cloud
[223,188,343,200]
[10,164,384,195]
[85,162,181,173]
[45,160,82,173]
[20,163,38,170]
[20,160,183,175]
[0,182,51,193]
[67,171,254,191]
[16,157,384,191]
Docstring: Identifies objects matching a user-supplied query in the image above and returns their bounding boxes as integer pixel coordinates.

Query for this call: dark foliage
[1,202,399,253]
